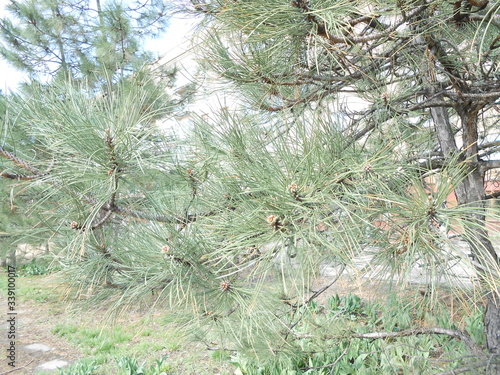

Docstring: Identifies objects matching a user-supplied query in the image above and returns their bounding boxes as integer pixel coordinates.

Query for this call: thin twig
[352,327,484,355]
[305,264,346,305]
[286,266,346,337]
[435,353,500,375]
[300,345,350,371]
[0,359,34,375]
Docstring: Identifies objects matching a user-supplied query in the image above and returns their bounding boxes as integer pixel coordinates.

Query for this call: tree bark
[458,109,500,374]
[421,33,499,361]
[431,101,500,370]
[485,293,500,374]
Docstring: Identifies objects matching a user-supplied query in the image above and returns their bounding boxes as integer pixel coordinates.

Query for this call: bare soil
[0,267,479,375]
[0,272,234,375]
[1,274,83,374]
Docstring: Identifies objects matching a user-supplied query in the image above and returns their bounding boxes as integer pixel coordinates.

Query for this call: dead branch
[352,327,484,355]
[480,160,500,173]
[435,353,500,374]
[0,359,34,375]
[485,191,500,199]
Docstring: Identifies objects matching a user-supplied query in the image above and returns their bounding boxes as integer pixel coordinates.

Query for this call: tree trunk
[454,106,499,269]
[422,31,500,357]
[485,294,500,367]
[431,102,500,371]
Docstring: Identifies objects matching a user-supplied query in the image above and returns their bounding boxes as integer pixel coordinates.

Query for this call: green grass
[211,349,231,362]
[0,272,487,375]
[48,316,234,374]
[0,272,234,374]
[0,271,59,303]
[49,309,233,374]
[52,324,133,356]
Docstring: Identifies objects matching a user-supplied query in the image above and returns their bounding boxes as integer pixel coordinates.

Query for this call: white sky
[0,0,198,93]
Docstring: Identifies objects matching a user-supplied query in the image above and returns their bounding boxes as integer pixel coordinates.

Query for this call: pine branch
[417,160,446,170]
[435,354,500,375]
[408,151,445,161]
[351,122,376,143]
[292,1,426,45]
[0,171,39,180]
[109,204,209,224]
[480,147,500,158]
[444,91,500,101]
[0,146,216,224]
[70,205,115,231]
[352,327,484,355]
[480,160,500,173]
[0,146,42,175]
[406,100,455,112]
[480,141,500,150]
[260,87,328,111]
[485,191,500,199]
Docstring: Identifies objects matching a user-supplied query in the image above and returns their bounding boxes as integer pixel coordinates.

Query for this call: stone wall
[2,242,51,266]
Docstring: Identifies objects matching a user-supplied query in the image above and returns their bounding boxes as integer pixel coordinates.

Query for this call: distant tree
[0,0,170,85]
[0,0,191,260]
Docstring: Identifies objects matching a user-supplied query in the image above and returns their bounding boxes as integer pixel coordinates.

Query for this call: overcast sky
[0,0,23,92]
[0,0,198,93]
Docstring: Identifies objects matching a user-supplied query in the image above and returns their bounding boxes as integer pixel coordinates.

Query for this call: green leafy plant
[231,293,474,374]
[57,357,172,375]
[326,294,363,317]
[58,361,99,375]
[116,356,171,375]
[212,349,231,362]
[465,309,486,347]
[17,259,50,276]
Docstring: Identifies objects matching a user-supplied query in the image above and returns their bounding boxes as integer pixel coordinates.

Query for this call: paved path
[318,240,477,289]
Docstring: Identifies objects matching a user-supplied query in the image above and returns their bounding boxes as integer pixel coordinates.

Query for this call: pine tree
[0,0,170,85]
[188,0,500,369]
[0,0,188,265]
[1,0,500,373]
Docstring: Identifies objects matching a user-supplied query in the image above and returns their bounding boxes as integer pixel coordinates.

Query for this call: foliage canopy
[1,0,500,372]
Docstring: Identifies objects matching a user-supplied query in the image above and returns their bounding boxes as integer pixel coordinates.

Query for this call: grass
[1,269,488,375]
[48,313,233,373]
[52,324,133,356]
[0,269,234,375]
[0,268,59,303]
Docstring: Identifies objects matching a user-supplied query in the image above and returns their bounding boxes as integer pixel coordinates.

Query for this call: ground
[0,271,235,375]
[0,264,487,375]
